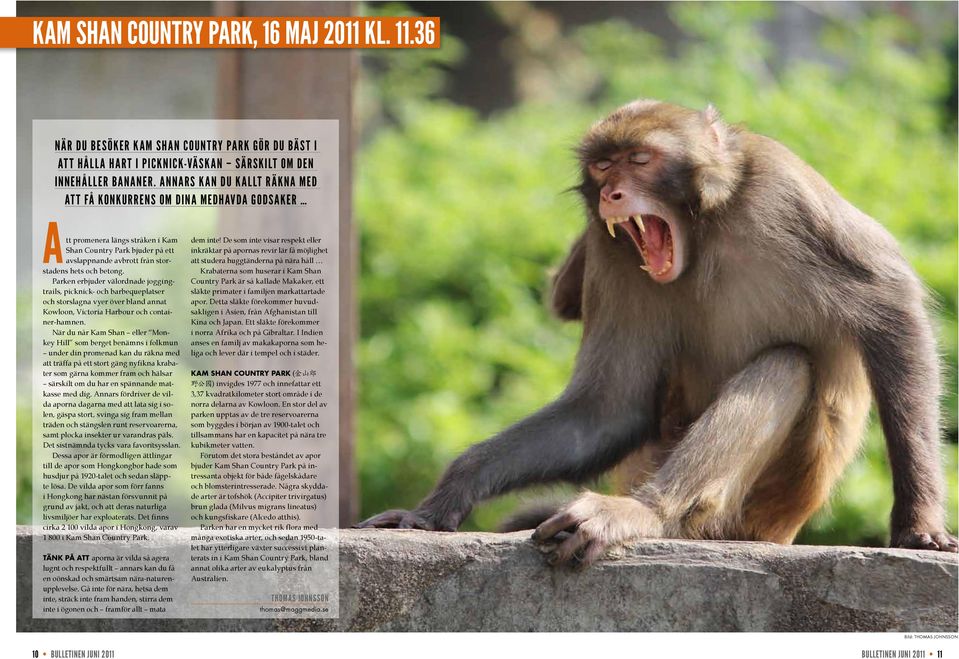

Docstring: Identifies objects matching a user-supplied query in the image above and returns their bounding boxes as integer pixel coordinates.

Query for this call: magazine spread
[7,1,959,657]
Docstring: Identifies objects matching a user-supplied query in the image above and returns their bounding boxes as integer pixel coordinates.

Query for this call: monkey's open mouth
[604,214,683,283]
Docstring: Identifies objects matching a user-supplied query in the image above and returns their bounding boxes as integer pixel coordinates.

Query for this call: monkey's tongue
[623,215,670,273]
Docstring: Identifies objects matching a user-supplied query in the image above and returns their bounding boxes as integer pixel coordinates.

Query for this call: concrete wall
[17,527,959,632]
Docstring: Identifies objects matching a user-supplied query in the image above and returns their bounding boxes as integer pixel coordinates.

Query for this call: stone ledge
[17,526,958,632]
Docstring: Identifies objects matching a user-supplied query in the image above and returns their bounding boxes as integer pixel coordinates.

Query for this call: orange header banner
[0,16,440,48]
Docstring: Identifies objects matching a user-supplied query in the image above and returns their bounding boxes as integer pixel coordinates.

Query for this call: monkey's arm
[550,232,586,321]
[534,345,813,566]
[858,292,957,552]
[355,392,650,531]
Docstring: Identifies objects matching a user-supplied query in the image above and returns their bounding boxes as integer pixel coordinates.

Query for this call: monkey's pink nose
[600,184,626,203]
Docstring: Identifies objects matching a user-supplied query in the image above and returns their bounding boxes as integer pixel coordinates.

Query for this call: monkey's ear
[695,104,742,212]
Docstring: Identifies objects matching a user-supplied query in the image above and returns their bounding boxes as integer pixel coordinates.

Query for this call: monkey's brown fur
[358,100,956,565]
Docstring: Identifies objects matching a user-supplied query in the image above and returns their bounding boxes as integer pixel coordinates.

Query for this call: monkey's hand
[531,492,662,569]
[891,526,958,553]
[352,508,458,532]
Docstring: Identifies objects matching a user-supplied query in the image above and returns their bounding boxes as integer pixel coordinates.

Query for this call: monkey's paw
[892,528,958,553]
[352,509,456,531]
[531,492,663,569]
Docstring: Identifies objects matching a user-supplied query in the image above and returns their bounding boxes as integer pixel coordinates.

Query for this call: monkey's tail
[497,499,566,532]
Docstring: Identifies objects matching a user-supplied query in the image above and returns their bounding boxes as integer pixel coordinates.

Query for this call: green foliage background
[355,3,958,543]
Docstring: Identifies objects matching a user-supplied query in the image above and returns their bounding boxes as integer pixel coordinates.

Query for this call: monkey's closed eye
[629,152,652,165]
[594,159,612,171]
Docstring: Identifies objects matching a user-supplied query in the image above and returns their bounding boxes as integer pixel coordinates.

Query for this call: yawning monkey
[357,100,957,567]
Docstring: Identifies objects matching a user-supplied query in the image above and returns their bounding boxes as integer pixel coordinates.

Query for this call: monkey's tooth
[606,219,616,238]
[640,265,651,272]
[636,215,646,233]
